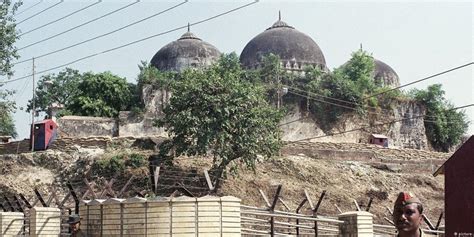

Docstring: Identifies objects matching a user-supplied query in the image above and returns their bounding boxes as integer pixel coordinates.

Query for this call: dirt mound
[0,141,445,227]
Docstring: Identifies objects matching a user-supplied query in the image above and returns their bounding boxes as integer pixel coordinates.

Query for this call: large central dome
[240,15,326,71]
[151,28,221,72]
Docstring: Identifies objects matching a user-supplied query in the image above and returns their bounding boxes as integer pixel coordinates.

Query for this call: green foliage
[28,68,139,118]
[0,0,22,138]
[125,153,147,168]
[0,90,17,137]
[306,71,363,130]
[137,61,176,89]
[0,0,22,77]
[69,72,132,117]
[93,152,147,176]
[155,53,284,188]
[94,155,126,176]
[287,49,378,130]
[410,84,469,151]
[27,68,81,114]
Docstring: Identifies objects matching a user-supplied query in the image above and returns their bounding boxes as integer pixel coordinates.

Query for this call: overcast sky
[3,0,473,139]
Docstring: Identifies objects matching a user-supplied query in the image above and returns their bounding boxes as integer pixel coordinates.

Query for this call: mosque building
[149,14,400,88]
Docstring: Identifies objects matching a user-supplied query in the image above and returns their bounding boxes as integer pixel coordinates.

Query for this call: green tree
[27,68,81,115]
[0,0,22,138]
[69,71,134,117]
[299,49,377,130]
[0,0,22,77]
[0,89,16,137]
[155,54,283,189]
[28,69,138,118]
[411,84,469,151]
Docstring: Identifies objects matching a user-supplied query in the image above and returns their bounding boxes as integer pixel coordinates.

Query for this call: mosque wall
[280,100,428,149]
[57,116,118,138]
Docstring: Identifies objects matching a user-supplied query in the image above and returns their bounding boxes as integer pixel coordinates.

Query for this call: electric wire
[16,0,64,25]
[16,0,140,51]
[365,62,473,99]
[13,0,43,17]
[286,88,468,125]
[18,0,102,37]
[284,84,441,120]
[15,0,188,61]
[286,104,473,143]
[1,0,259,85]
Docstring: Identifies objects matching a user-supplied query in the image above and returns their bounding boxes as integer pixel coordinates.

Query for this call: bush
[126,153,147,168]
[93,155,125,176]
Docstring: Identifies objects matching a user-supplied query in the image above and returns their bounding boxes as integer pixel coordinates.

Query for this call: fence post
[295,198,307,236]
[67,181,80,214]
[269,185,282,237]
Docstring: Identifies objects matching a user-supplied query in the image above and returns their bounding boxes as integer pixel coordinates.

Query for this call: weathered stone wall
[388,100,428,149]
[57,116,117,138]
[118,85,169,137]
[0,139,30,155]
[282,141,450,173]
[280,99,428,149]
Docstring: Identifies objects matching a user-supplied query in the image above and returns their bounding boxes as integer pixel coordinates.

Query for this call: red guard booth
[31,119,58,151]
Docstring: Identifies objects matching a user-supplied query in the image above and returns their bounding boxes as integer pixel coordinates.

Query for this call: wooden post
[33,188,47,207]
[384,217,395,226]
[334,204,343,214]
[422,214,436,230]
[203,169,214,191]
[19,193,32,209]
[66,181,80,214]
[99,178,115,198]
[154,166,160,194]
[295,198,307,236]
[353,199,361,211]
[117,176,134,197]
[366,197,373,211]
[82,178,97,200]
[269,185,282,237]
[258,189,271,208]
[435,212,443,230]
[12,195,24,212]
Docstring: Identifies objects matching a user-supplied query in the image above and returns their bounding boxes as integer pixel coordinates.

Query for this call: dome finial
[187,23,190,32]
[278,10,281,21]
[360,43,363,50]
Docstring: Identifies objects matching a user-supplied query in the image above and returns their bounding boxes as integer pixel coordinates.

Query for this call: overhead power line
[285,84,441,120]
[15,0,188,62]
[17,0,140,51]
[19,0,102,37]
[285,88,467,125]
[16,0,64,25]
[0,0,259,85]
[14,0,43,17]
[365,62,473,99]
[287,104,473,142]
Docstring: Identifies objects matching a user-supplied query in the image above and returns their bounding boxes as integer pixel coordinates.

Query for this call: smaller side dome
[373,59,400,88]
[150,27,221,72]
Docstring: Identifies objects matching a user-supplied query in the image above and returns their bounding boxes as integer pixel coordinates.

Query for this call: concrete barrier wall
[0,211,24,236]
[80,196,241,237]
[30,207,61,237]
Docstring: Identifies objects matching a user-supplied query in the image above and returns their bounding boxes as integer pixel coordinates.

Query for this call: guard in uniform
[393,192,436,237]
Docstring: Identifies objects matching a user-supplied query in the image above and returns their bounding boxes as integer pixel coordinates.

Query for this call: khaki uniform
[72,229,86,237]
[421,229,438,237]
[398,229,437,237]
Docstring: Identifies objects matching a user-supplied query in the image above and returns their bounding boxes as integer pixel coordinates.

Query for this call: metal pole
[30,57,35,152]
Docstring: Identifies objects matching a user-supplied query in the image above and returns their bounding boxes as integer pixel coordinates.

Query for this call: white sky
[3,0,473,139]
